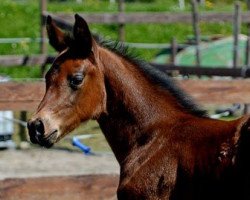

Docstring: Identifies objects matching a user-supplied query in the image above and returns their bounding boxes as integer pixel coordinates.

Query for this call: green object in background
[154,35,248,67]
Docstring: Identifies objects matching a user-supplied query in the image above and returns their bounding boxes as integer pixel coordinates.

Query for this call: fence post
[170,37,177,65]
[197,0,205,6]
[118,0,125,42]
[247,0,250,10]
[19,111,27,143]
[40,0,47,54]
[246,30,250,67]
[244,0,250,114]
[40,0,47,77]
[191,0,201,68]
[233,2,241,68]
[246,0,250,67]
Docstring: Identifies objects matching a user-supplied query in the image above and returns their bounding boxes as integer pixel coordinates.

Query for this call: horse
[28,14,250,200]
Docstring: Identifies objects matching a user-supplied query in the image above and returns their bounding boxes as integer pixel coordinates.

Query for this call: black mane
[96,37,207,117]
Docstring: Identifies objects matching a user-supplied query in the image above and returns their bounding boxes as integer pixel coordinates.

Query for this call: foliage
[125,0,155,3]
[0,0,249,78]
[0,66,41,79]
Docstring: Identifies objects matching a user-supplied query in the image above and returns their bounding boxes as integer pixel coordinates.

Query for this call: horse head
[27,15,106,147]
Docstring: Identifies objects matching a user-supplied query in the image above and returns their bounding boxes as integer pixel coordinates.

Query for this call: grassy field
[0,0,248,78]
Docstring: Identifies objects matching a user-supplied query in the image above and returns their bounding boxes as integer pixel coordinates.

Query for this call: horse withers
[27,14,250,200]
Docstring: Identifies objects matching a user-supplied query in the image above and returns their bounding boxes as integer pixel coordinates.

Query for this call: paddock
[0,148,119,200]
[2,1,250,199]
[1,79,250,199]
[2,79,250,111]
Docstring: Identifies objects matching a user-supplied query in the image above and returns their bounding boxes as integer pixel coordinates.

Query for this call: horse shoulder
[117,150,179,200]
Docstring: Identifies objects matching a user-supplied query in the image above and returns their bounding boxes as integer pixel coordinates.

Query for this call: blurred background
[1,0,249,150]
[1,0,250,199]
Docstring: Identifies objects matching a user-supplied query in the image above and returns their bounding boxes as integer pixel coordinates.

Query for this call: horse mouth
[29,130,58,148]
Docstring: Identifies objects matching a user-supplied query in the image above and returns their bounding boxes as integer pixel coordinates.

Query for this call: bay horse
[28,14,250,200]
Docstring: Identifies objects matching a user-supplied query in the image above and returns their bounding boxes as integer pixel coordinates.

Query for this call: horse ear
[46,15,68,52]
[73,14,92,55]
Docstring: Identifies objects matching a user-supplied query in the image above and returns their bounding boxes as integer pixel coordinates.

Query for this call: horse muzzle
[27,118,58,148]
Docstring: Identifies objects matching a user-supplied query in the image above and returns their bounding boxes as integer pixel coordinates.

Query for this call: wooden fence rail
[2,54,250,78]
[150,63,250,78]
[0,82,45,111]
[0,175,119,200]
[0,55,54,66]
[2,79,250,111]
[44,11,250,25]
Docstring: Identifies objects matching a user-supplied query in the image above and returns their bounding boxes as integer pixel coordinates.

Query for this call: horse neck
[96,47,186,164]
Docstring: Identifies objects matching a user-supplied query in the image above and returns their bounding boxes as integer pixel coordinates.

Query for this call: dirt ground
[0,148,120,199]
[0,148,119,180]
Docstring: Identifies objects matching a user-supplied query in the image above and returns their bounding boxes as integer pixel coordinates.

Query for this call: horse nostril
[34,119,45,136]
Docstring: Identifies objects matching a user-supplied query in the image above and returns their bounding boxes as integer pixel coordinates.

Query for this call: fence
[2,1,250,111]
[41,0,250,68]
[1,1,250,70]
[1,79,250,111]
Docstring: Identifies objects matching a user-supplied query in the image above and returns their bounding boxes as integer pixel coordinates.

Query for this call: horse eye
[69,75,84,90]
[53,63,60,70]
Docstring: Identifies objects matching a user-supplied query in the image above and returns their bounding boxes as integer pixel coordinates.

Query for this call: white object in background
[0,76,13,135]
[0,76,15,148]
[179,0,185,10]
[0,111,14,135]
[0,111,15,149]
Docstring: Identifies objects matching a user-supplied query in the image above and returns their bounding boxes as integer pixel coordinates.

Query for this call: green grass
[0,0,248,77]
[0,66,41,78]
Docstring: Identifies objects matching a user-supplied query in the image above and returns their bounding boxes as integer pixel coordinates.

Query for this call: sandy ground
[0,148,119,180]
